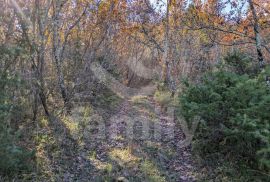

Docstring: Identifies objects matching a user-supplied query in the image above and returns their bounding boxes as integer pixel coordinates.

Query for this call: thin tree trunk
[162,0,170,83]
[249,0,265,69]
[162,0,176,96]
[52,0,70,109]
[36,0,50,116]
[39,85,50,116]
[30,52,50,118]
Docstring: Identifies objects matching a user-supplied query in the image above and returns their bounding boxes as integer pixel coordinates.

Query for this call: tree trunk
[38,48,50,116]
[52,0,70,110]
[249,0,265,69]
[38,85,50,116]
[162,0,176,96]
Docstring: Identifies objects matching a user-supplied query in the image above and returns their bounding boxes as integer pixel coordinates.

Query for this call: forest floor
[20,93,197,181]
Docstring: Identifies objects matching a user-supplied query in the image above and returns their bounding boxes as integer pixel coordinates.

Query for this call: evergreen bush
[179,52,270,179]
[0,46,33,175]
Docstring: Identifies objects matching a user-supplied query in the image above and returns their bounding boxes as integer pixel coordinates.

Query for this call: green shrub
[0,46,33,176]
[179,53,270,180]
[223,51,259,76]
[0,74,33,175]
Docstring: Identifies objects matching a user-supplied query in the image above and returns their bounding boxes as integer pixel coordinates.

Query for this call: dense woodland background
[0,0,270,181]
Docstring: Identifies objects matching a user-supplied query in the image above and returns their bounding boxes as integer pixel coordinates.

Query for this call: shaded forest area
[0,0,270,181]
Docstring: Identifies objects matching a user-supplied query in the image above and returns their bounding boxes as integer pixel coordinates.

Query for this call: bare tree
[12,0,51,118]
[52,0,86,110]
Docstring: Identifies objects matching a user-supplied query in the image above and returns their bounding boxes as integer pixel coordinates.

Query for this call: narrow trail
[38,96,197,181]
[89,97,196,181]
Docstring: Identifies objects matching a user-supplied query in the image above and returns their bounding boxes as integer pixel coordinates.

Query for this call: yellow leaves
[199,11,210,22]
[170,0,176,7]
[109,148,140,166]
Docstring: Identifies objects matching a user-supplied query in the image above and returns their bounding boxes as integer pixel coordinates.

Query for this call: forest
[0,0,270,181]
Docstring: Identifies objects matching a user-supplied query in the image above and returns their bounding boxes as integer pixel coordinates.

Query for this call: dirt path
[35,96,197,181]
[86,96,196,181]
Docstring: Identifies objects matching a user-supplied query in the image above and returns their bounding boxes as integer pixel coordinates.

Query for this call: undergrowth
[179,51,270,181]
